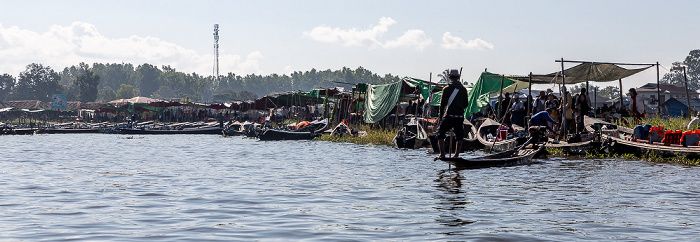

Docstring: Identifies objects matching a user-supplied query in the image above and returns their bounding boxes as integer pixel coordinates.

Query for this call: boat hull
[441,143,545,169]
[258,129,318,141]
[39,128,101,134]
[118,127,223,135]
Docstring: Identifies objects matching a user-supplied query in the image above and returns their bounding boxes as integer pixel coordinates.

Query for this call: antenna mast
[213,24,220,84]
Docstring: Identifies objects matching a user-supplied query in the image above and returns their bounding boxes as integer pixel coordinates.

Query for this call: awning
[528,62,653,84]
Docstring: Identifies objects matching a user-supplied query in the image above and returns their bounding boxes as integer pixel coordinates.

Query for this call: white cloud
[0,22,263,76]
[440,32,494,51]
[303,17,432,51]
[384,29,432,51]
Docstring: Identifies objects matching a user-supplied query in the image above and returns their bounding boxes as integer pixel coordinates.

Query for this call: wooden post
[594,87,598,117]
[684,66,692,117]
[528,72,532,126]
[561,58,567,138]
[656,62,661,108]
[499,75,505,122]
[618,79,624,111]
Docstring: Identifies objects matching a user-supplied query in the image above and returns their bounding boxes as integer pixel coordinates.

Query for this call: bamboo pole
[618,79,624,111]
[555,59,657,66]
[528,72,532,128]
[656,62,661,107]
[684,66,692,117]
[498,75,504,122]
[560,58,567,138]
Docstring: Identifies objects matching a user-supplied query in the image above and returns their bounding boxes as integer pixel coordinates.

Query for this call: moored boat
[292,118,329,133]
[118,126,223,135]
[38,128,101,134]
[476,118,526,152]
[258,129,318,141]
[393,118,428,149]
[601,125,700,159]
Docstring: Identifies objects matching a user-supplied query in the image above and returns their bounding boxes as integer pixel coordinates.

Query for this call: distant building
[635,83,699,108]
[658,98,700,117]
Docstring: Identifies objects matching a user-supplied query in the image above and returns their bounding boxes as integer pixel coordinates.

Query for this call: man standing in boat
[436,69,469,160]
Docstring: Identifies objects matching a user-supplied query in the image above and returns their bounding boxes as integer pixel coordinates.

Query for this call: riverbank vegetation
[315,125,397,146]
[615,115,691,131]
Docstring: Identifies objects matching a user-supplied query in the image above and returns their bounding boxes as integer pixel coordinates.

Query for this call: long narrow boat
[476,118,525,152]
[601,125,700,159]
[12,128,38,135]
[429,118,483,153]
[440,139,545,169]
[394,118,428,149]
[222,121,244,136]
[118,126,223,135]
[293,119,329,133]
[258,129,318,141]
[38,128,101,134]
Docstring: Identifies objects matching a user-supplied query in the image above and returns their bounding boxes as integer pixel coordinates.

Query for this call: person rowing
[435,69,469,160]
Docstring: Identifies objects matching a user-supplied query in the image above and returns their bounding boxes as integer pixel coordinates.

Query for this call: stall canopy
[364,81,402,123]
[528,62,653,84]
[465,72,527,117]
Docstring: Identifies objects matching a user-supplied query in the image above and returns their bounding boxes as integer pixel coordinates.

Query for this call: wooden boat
[601,125,700,159]
[12,128,38,135]
[476,118,526,152]
[330,122,353,136]
[258,129,318,141]
[117,126,223,135]
[440,139,545,169]
[293,119,329,133]
[222,121,244,136]
[393,118,428,149]
[429,118,483,153]
[38,128,101,134]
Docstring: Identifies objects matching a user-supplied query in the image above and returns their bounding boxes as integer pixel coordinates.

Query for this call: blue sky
[0,0,698,90]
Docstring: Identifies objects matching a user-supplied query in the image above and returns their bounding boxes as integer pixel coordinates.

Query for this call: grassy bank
[314,125,398,146]
[615,115,691,130]
[547,146,700,166]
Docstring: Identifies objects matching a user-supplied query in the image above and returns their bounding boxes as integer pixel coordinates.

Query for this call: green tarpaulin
[364,81,402,123]
[465,72,526,117]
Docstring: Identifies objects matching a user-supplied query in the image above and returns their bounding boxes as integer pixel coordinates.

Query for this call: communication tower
[213,24,220,83]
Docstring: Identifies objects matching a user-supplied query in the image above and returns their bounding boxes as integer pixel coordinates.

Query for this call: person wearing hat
[435,69,469,160]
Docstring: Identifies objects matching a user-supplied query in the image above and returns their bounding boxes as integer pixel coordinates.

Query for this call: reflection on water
[0,134,698,241]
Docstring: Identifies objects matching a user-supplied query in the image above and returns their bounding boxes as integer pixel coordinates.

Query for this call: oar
[449,129,454,158]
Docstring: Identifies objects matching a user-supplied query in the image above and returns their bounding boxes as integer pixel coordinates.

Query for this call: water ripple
[0,134,698,240]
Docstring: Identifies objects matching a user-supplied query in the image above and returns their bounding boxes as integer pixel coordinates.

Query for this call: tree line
[0,63,399,103]
[1,49,696,103]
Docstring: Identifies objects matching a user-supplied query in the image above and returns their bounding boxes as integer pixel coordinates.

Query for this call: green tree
[238,90,258,100]
[13,63,62,101]
[136,63,161,97]
[100,86,117,102]
[662,49,700,91]
[59,65,80,100]
[0,74,15,101]
[116,84,136,99]
[93,63,137,91]
[75,63,100,102]
[597,86,620,99]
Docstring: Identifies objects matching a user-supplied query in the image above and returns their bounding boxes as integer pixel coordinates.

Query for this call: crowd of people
[490,87,646,137]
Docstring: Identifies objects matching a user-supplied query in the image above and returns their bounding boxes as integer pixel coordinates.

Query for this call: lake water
[1,134,698,241]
